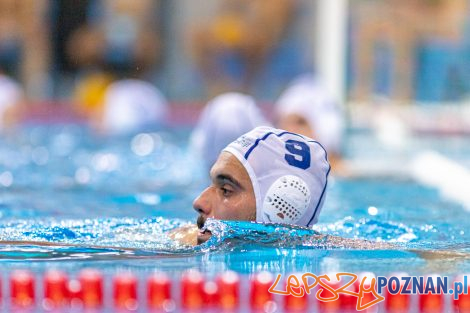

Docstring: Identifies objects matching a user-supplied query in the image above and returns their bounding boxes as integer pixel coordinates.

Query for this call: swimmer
[190,92,269,167]
[0,74,25,131]
[76,78,168,135]
[1,126,469,264]
[171,125,331,245]
[170,126,470,263]
[275,74,345,172]
[99,79,168,135]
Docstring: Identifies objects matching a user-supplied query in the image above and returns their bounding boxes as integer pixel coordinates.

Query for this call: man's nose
[193,186,213,216]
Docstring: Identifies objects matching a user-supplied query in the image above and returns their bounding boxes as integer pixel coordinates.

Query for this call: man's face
[193,151,256,244]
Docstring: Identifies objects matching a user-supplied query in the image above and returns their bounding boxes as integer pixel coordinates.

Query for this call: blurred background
[0,0,469,183]
[1,0,469,110]
[1,0,470,278]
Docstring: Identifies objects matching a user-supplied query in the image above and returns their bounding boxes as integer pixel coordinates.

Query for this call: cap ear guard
[262,175,311,224]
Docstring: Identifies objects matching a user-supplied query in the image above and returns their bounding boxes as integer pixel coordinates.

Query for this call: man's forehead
[210,151,246,179]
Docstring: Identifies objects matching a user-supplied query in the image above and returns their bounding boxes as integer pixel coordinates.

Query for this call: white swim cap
[190,92,270,166]
[0,74,22,130]
[276,74,344,155]
[223,126,330,227]
[102,79,168,134]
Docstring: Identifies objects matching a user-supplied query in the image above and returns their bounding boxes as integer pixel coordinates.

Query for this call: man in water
[3,125,468,263]
[170,125,331,245]
[172,126,468,261]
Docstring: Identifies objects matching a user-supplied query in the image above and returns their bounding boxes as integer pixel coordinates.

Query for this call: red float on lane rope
[419,275,444,313]
[453,274,470,313]
[77,268,103,308]
[181,270,204,309]
[355,272,380,313]
[11,270,35,308]
[147,272,173,310]
[216,271,240,310]
[250,271,275,311]
[284,273,308,312]
[316,272,344,313]
[113,272,138,310]
[43,270,69,309]
[203,281,219,306]
[384,272,410,313]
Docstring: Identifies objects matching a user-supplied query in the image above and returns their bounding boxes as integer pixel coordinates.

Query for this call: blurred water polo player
[276,74,345,171]
[0,74,24,131]
[76,77,168,135]
[190,92,270,167]
[100,79,168,135]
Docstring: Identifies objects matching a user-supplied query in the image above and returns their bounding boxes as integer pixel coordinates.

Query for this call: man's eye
[221,186,232,196]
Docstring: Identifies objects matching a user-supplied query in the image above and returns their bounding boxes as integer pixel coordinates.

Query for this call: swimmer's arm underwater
[0,225,199,250]
[166,224,199,246]
[0,225,200,249]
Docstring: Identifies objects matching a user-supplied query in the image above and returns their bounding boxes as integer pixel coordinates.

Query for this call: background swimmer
[275,74,345,172]
[76,78,168,135]
[190,92,269,167]
[0,73,25,131]
[99,79,168,135]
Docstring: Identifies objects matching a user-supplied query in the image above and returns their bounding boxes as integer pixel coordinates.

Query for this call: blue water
[0,125,470,277]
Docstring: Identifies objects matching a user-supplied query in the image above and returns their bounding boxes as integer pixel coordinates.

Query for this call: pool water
[0,125,469,278]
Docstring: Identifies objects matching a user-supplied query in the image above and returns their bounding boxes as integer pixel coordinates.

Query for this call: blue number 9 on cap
[284,139,311,170]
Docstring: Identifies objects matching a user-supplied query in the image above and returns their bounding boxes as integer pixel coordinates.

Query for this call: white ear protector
[262,175,311,224]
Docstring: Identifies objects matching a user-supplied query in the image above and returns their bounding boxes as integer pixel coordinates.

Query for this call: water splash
[198,219,410,252]
[0,217,193,257]
[0,216,464,262]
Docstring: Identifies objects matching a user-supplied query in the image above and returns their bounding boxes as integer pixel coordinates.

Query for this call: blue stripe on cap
[244,131,308,160]
[307,163,331,226]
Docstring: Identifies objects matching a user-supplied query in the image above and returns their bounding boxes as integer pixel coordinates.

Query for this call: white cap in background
[101,79,168,135]
[191,92,270,166]
[276,74,344,155]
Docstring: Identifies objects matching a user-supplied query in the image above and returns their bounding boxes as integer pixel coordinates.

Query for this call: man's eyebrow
[214,174,242,189]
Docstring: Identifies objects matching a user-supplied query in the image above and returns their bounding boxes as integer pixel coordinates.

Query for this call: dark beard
[197,215,206,229]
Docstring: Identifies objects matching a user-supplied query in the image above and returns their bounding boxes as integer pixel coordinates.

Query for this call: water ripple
[0,216,464,261]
